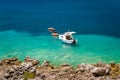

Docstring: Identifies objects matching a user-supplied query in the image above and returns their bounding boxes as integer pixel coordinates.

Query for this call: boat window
[66,35,72,40]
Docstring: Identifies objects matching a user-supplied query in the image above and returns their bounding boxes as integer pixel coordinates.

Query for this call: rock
[32,60,39,66]
[12,76,18,80]
[8,68,14,73]
[29,77,40,80]
[30,67,36,73]
[10,57,18,61]
[61,64,70,67]
[1,57,120,80]
[78,63,94,72]
[24,56,39,66]
[60,65,73,72]
[41,74,46,79]
[105,64,111,74]
[95,62,106,67]
[1,58,21,65]
[24,56,31,61]
[19,71,24,75]
[21,62,33,69]
[13,65,19,71]
[4,73,10,79]
[21,62,26,67]
[91,67,109,76]
[36,70,41,76]
[42,60,49,66]
[5,59,10,64]
[110,61,116,67]
[0,61,2,65]
[26,62,33,69]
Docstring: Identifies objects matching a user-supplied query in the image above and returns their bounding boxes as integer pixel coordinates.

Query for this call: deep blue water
[0,0,120,66]
[0,0,120,37]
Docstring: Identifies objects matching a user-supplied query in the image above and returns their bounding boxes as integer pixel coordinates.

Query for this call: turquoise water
[0,30,120,66]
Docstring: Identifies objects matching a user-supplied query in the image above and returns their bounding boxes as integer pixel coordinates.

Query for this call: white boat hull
[59,35,77,44]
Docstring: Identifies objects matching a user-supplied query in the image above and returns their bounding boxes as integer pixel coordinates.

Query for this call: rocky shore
[0,57,120,80]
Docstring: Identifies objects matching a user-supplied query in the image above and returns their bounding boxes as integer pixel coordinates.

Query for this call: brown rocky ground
[0,57,120,80]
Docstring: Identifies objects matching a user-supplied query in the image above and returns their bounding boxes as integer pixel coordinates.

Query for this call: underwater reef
[0,57,120,80]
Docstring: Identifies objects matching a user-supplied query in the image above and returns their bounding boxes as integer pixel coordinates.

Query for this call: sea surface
[0,0,120,66]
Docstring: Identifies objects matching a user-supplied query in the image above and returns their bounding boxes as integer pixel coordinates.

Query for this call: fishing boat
[59,31,77,44]
[48,27,77,44]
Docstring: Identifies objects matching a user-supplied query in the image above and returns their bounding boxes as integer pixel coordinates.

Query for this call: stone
[60,65,73,72]
[1,57,120,80]
[61,64,70,67]
[21,62,33,69]
[78,63,94,72]
[24,57,39,66]
[110,61,116,67]
[13,65,19,71]
[10,57,18,61]
[4,73,10,79]
[42,60,49,66]
[19,71,24,75]
[30,67,36,73]
[90,67,109,76]
[36,70,41,76]
[8,68,14,73]
[24,56,31,61]
[32,60,39,66]
[96,62,106,67]
[5,59,10,64]
[0,61,2,65]
[29,77,40,80]
[25,62,33,69]
[105,64,111,74]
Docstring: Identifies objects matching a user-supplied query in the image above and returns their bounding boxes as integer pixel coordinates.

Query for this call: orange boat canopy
[48,27,59,36]
[48,27,55,31]
[51,33,59,36]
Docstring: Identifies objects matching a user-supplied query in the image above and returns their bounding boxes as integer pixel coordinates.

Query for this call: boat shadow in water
[62,42,79,47]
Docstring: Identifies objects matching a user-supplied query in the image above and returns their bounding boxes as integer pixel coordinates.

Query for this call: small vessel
[48,27,59,36]
[48,27,77,44]
[59,31,77,44]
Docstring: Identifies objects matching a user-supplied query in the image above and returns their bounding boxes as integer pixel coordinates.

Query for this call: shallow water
[0,30,120,66]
